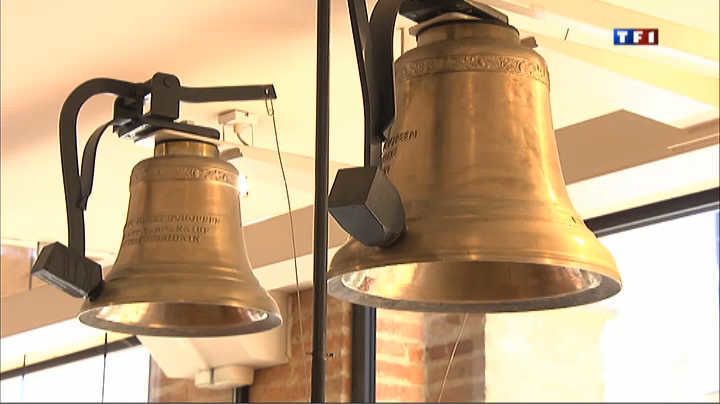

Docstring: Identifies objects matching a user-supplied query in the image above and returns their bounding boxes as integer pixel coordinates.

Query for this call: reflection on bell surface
[79,133,281,336]
[327,14,622,312]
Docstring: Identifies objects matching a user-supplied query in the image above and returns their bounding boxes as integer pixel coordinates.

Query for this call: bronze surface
[328,17,622,312]
[79,138,281,336]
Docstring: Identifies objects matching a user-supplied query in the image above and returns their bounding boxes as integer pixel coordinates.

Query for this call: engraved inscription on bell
[396,55,549,85]
[132,166,236,185]
[122,214,221,245]
[382,129,418,174]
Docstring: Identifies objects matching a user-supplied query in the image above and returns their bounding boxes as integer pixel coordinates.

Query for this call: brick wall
[424,313,486,402]
[376,310,426,401]
[376,311,486,403]
[250,289,353,402]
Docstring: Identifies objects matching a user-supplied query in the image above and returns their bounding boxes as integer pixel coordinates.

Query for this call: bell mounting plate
[400,0,508,24]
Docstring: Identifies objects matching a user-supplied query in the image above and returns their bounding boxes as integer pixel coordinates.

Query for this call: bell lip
[77,303,282,337]
[327,256,622,313]
[329,250,622,286]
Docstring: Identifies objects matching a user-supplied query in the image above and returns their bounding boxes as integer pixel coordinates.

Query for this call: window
[0,345,150,402]
[485,210,719,402]
[600,210,719,402]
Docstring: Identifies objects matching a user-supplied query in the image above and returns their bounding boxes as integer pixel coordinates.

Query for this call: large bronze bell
[327,13,622,312]
[79,134,281,336]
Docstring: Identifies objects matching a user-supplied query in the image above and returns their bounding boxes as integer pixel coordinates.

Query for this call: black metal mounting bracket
[31,72,277,300]
[114,72,277,141]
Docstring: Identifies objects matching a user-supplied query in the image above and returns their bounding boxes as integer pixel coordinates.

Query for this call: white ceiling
[1,0,718,254]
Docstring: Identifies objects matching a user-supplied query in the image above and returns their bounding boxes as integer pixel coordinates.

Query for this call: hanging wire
[20,354,26,402]
[29,242,41,291]
[100,333,108,403]
[223,123,251,147]
[222,121,254,147]
[266,91,310,398]
[437,313,469,402]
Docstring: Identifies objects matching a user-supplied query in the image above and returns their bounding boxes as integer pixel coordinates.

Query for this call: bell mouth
[78,302,282,337]
[328,261,621,312]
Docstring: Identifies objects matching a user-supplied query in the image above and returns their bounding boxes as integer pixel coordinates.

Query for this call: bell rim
[327,254,621,313]
[329,248,621,283]
[328,272,621,313]
[77,302,283,337]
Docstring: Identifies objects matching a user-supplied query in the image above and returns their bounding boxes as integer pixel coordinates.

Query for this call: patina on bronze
[79,131,281,336]
[327,13,622,312]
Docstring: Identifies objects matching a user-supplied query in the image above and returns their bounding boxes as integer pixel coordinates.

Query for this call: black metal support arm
[60,78,148,256]
[115,72,276,141]
[328,0,407,249]
[31,78,148,298]
[346,3,379,401]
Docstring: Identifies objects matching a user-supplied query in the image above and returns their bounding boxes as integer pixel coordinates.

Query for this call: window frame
[0,337,141,381]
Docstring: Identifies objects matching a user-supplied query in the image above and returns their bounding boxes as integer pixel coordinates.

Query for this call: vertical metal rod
[351,306,376,402]
[20,354,26,401]
[234,386,250,403]
[311,0,330,402]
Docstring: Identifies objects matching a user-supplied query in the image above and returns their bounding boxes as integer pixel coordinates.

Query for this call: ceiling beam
[533,33,719,107]
[525,0,718,61]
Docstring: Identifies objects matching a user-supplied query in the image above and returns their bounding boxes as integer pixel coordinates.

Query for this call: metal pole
[311,0,330,402]
[351,306,376,402]
[234,386,250,403]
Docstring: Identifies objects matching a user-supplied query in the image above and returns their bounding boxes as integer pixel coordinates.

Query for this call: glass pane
[0,376,22,402]
[0,345,150,402]
[485,210,720,402]
[103,346,150,402]
[22,355,104,402]
[599,210,719,402]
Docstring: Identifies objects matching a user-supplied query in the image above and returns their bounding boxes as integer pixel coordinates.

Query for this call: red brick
[377,360,425,384]
[376,338,410,358]
[408,345,425,362]
[426,338,475,360]
[376,383,425,402]
[430,379,485,402]
[377,317,424,341]
[426,354,484,383]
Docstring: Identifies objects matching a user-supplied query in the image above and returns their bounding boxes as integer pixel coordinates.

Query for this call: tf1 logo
[613,28,659,45]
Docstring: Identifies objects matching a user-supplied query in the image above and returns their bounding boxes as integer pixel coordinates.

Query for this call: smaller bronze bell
[79,133,281,336]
